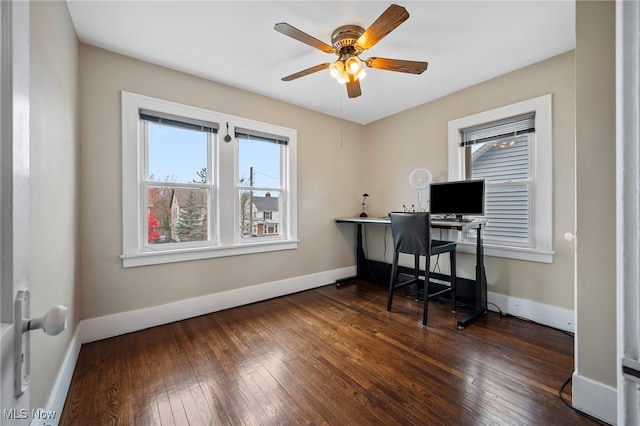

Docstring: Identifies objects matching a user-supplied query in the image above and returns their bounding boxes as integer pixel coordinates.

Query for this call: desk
[335,216,488,329]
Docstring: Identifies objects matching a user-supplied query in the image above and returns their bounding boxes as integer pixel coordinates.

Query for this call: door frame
[616,0,640,424]
[0,0,31,423]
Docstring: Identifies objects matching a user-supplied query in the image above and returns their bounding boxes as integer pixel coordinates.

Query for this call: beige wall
[29,0,80,412]
[363,51,576,309]
[575,0,616,387]
[78,45,364,319]
[28,2,618,419]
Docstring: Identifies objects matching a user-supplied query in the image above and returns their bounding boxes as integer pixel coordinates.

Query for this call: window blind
[469,133,532,246]
[471,135,529,182]
[139,109,219,133]
[460,112,534,147]
[235,128,289,145]
[482,183,531,245]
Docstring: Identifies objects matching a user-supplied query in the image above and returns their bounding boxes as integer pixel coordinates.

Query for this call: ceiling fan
[274,4,428,99]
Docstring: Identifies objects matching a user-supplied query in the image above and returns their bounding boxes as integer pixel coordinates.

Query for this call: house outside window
[121,92,298,267]
[236,129,287,241]
[448,95,553,263]
[248,192,278,237]
[169,188,208,242]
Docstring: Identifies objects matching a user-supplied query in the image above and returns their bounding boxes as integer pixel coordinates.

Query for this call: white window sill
[122,239,299,267]
[456,240,554,263]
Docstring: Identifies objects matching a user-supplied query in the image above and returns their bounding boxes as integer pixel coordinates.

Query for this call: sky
[147,122,280,188]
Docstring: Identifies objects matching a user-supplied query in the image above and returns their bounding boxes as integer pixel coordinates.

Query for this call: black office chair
[387,212,457,326]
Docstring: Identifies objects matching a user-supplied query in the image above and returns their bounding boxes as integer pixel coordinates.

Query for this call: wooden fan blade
[356,4,409,51]
[346,74,361,98]
[282,63,330,81]
[365,57,428,74]
[274,23,335,54]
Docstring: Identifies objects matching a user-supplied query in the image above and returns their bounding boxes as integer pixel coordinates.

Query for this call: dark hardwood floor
[60,280,600,425]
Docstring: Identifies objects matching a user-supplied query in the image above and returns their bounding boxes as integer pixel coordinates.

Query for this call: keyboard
[433,217,473,223]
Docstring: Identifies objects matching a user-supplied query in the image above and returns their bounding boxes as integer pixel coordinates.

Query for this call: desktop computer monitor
[429,179,485,220]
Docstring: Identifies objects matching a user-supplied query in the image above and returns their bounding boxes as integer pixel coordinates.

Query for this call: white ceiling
[66,1,575,125]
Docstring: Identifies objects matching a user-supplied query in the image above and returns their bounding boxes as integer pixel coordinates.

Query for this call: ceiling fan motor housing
[331,25,365,53]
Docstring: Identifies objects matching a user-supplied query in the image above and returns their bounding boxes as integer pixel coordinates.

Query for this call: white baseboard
[572,372,618,425]
[31,325,82,426]
[80,266,355,343]
[39,266,355,425]
[487,291,575,333]
[42,266,588,426]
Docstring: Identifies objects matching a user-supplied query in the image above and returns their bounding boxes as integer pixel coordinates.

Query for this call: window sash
[237,189,284,241]
[143,184,213,247]
[235,132,287,243]
[465,181,533,247]
[141,120,216,250]
[463,132,534,247]
[142,120,214,185]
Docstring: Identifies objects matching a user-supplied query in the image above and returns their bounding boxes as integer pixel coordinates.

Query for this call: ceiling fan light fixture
[339,70,349,84]
[345,56,362,74]
[356,68,366,81]
[329,60,344,79]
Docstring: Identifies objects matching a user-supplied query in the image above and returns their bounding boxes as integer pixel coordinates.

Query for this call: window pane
[147,122,208,184]
[239,190,280,239]
[466,133,531,246]
[165,187,209,243]
[147,186,173,244]
[483,183,530,245]
[237,137,280,187]
[470,134,529,182]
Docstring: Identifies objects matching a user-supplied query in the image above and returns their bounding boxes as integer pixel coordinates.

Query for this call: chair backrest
[389,212,432,256]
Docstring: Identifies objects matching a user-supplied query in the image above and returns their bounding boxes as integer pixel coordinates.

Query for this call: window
[142,112,214,247]
[448,95,553,263]
[122,92,298,267]
[236,129,286,241]
[461,113,534,247]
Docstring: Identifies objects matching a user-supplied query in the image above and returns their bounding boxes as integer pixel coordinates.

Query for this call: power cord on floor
[488,302,607,424]
[487,302,503,316]
[559,376,610,425]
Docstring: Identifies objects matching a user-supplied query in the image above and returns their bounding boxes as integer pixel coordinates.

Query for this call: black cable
[487,302,503,316]
[559,376,573,408]
[490,309,608,424]
[559,376,610,425]
[485,305,607,424]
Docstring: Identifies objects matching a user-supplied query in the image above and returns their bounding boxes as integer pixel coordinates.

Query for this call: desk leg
[336,223,365,287]
[457,224,488,328]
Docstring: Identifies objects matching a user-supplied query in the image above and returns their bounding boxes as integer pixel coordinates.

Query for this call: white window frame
[233,132,287,243]
[121,92,298,267]
[448,94,554,263]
